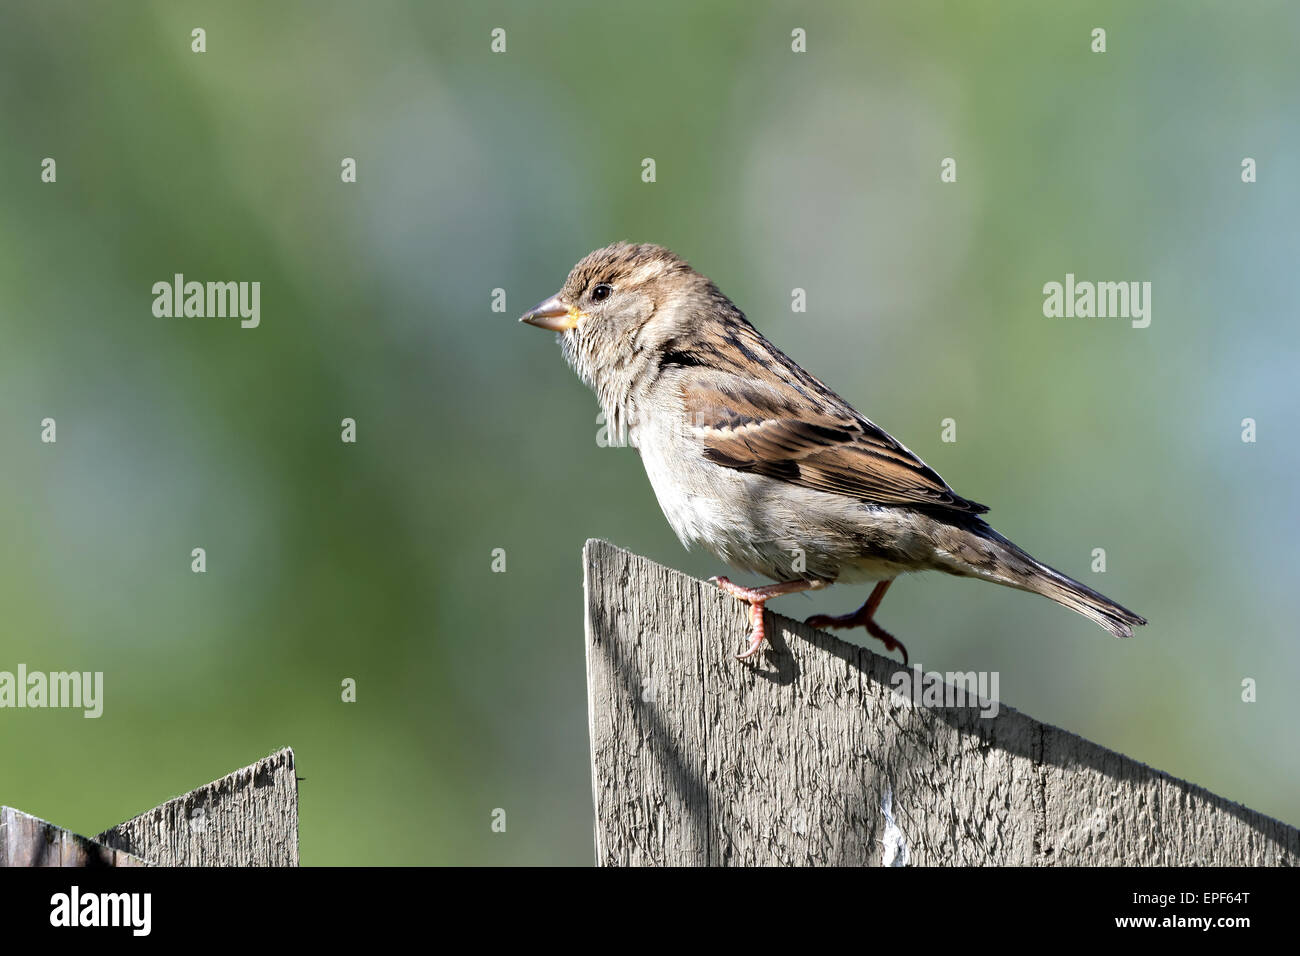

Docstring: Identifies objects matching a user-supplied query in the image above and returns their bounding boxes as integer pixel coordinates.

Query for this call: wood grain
[95,747,298,866]
[584,539,1300,866]
[1,807,150,867]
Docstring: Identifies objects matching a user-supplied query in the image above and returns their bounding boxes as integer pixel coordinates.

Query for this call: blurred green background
[2,1,1297,864]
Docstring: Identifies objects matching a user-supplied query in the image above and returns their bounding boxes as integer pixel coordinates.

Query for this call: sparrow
[521,242,1146,663]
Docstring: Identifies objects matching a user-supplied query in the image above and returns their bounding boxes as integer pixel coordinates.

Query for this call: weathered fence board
[584,539,1300,866]
[95,748,298,866]
[2,749,298,867]
[1,808,150,867]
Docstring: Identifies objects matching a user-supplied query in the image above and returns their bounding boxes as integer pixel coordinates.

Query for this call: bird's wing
[673,324,988,515]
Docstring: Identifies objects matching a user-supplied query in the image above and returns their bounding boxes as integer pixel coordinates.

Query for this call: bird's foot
[864,622,909,666]
[709,577,772,659]
[737,601,768,661]
[805,609,862,630]
[807,610,910,665]
[709,576,823,661]
[805,580,909,665]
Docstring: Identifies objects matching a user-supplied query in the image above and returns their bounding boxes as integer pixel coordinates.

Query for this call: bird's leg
[709,577,826,660]
[806,579,909,665]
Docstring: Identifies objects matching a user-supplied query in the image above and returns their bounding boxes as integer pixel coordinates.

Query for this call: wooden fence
[584,539,1300,866]
[1,748,298,866]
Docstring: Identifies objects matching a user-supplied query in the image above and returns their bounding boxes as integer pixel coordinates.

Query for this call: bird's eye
[591,283,613,302]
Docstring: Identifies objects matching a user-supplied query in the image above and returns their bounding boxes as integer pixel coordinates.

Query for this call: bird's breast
[632,416,844,582]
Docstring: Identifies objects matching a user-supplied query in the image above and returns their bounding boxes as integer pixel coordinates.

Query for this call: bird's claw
[734,601,767,660]
[804,598,909,665]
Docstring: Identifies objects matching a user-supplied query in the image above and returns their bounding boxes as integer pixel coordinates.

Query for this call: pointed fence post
[583,539,1300,866]
[1,748,298,867]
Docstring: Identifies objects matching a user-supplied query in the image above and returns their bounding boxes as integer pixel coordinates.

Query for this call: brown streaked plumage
[679,336,988,514]
[521,242,1147,663]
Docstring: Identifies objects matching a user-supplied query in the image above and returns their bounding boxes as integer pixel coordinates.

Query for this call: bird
[519,242,1146,664]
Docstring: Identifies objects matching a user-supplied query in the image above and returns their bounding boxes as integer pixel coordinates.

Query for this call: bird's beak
[519,293,580,332]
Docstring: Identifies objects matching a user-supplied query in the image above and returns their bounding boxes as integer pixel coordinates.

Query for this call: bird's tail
[939,522,1147,638]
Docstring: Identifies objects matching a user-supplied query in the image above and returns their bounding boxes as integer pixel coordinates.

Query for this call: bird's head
[519,242,719,398]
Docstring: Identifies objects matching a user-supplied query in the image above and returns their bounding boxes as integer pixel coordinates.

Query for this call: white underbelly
[631,417,926,583]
